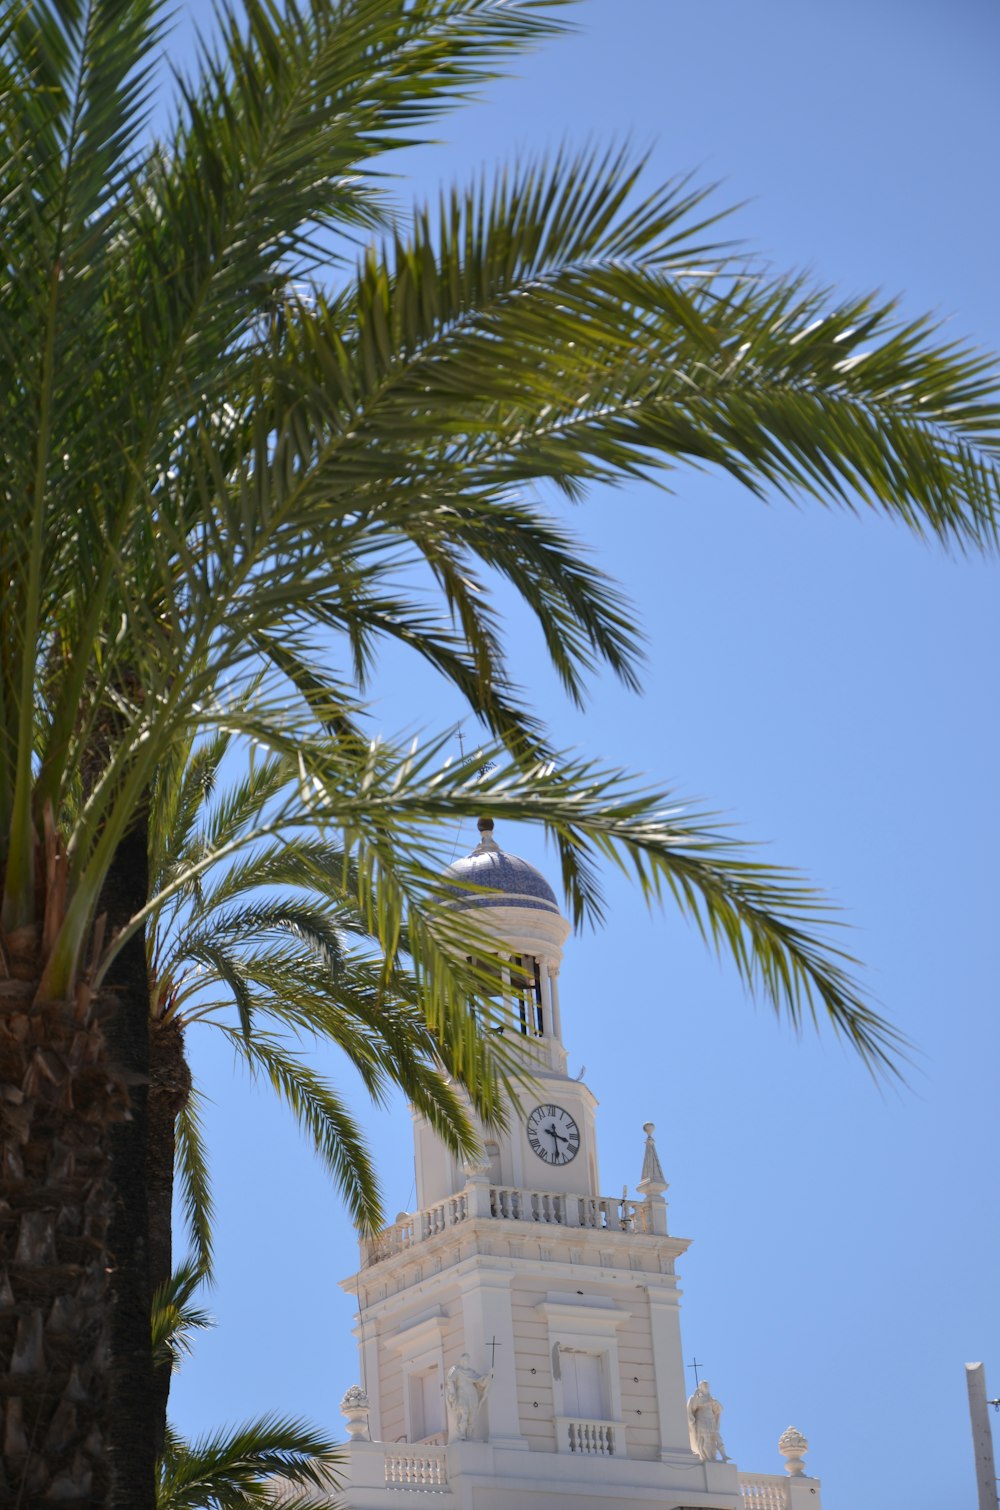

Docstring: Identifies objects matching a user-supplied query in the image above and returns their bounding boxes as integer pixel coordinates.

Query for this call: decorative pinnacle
[778,1426,809,1476]
[340,1385,371,1441]
[636,1121,668,1197]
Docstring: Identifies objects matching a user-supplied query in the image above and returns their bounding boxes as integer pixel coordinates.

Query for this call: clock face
[526,1103,580,1165]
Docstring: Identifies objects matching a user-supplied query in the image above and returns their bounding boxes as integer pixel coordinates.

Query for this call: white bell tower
[334,823,822,1510]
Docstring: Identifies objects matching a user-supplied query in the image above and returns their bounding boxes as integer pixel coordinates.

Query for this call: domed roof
[445,819,560,915]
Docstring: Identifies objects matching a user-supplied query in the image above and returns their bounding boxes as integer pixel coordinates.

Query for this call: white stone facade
[331,826,822,1510]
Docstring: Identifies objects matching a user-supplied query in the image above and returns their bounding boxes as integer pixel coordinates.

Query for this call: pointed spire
[636,1121,668,1197]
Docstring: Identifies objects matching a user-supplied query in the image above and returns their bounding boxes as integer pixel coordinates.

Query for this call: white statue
[687,1379,727,1462]
[444,1353,492,1441]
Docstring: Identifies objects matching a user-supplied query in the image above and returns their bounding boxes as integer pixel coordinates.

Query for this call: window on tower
[465,953,544,1036]
[406,1364,445,1443]
[509,954,544,1036]
[464,954,505,1028]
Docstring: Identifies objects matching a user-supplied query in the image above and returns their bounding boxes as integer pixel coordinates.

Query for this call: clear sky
[167,5,1000,1508]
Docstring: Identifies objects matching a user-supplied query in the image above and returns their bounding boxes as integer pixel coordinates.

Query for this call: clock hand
[546,1124,569,1144]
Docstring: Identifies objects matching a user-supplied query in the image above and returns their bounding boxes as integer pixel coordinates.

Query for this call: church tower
[334,822,821,1510]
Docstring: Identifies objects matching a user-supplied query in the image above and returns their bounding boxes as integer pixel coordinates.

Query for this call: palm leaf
[175,1088,216,1277]
[221,1029,384,1234]
[158,1412,342,1510]
[152,1259,214,1374]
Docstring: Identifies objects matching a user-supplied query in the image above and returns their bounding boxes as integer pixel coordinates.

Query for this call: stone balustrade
[339,1437,815,1503]
[362,1185,654,1265]
[384,1448,448,1491]
[557,1416,618,1456]
[739,1472,791,1508]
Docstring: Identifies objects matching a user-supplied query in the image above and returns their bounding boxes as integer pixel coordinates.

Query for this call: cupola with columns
[413,817,603,1213]
[332,824,823,1510]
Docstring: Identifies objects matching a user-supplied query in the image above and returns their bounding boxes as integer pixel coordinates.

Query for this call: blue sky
[167,5,1000,1508]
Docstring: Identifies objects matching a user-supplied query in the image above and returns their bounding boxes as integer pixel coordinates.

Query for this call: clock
[526,1103,580,1165]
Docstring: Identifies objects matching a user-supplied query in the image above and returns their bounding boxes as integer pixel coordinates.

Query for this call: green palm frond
[158,1412,342,1510]
[175,1089,215,1277]
[283,732,908,1076]
[220,1030,384,1234]
[150,730,233,898]
[143,721,907,1083]
[275,147,1000,549]
[152,1259,214,1374]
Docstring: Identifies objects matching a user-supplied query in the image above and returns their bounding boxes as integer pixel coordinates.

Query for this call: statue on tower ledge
[444,1354,493,1442]
[687,1379,728,1462]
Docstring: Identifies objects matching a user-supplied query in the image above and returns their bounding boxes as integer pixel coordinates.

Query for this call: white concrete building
[334,820,821,1510]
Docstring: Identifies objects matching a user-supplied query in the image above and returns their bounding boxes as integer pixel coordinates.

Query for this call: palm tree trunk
[147,1014,191,1457]
[0,924,122,1506]
[99,814,157,1510]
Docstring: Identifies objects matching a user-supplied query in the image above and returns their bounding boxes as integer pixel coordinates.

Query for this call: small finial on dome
[475,816,499,851]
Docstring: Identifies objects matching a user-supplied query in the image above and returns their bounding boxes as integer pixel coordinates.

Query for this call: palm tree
[3,0,1000,1503]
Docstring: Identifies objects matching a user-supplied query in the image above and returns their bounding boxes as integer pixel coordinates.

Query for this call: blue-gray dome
[445,820,560,914]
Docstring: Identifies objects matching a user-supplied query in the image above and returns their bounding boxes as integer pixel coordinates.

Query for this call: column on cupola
[544,962,568,1072]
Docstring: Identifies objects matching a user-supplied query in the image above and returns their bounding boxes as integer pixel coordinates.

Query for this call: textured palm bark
[99,816,157,1510]
[0,924,127,1507]
[147,1014,191,1457]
